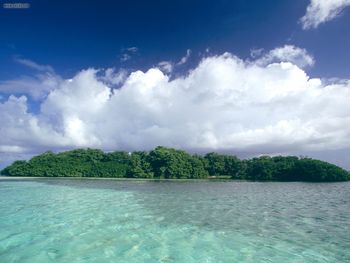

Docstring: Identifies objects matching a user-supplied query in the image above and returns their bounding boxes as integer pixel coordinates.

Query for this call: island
[1,146,349,182]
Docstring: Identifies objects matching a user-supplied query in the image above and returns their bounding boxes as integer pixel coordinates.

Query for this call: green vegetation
[1,146,349,181]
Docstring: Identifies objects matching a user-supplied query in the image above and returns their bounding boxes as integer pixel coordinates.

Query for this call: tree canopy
[1,147,349,182]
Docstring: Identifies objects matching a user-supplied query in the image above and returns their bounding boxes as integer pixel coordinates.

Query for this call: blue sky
[1,0,350,168]
[1,0,350,78]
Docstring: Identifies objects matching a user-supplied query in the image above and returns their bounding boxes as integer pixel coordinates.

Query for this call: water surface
[0,178,349,262]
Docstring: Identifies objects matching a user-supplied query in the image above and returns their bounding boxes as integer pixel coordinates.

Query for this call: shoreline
[0,176,348,183]
[0,176,232,182]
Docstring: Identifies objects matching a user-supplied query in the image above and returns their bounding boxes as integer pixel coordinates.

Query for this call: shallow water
[0,179,349,262]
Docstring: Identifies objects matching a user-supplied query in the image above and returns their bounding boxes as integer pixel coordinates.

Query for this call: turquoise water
[0,179,349,262]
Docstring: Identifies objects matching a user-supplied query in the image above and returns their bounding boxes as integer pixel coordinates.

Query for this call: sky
[1,0,350,169]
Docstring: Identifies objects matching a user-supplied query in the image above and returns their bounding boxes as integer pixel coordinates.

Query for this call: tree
[245,156,275,180]
[1,147,349,182]
[148,146,208,179]
[204,153,225,176]
[127,152,154,178]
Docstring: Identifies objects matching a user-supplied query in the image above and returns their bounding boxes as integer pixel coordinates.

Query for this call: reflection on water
[0,179,349,262]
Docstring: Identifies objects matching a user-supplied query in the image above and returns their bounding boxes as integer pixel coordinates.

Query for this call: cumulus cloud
[253,45,314,68]
[1,46,350,168]
[301,0,350,29]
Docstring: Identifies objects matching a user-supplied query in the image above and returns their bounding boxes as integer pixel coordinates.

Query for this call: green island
[1,146,349,181]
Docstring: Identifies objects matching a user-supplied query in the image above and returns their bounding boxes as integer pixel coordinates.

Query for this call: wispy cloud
[300,0,350,30]
[14,57,54,73]
[125,47,138,53]
[157,61,173,74]
[250,48,264,58]
[120,47,139,62]
[177,49,191,65]
[101,68,128,85]
[120,53,131,62]
[0,74,61,100]
[0,58,60,100]
[251,45,314,68]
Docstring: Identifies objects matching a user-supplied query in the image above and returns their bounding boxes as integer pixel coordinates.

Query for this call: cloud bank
[1,45,350,168]
[301,0,350,29]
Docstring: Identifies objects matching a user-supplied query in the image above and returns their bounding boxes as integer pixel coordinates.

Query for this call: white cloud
[15,58,54,72]
[250,48,264,58]
[0,95,63,151]
[0,58,61,100]
[1,46,350,168]
[101,68,128,85]
[120,47,139,62]
[126,47,138,53]
[301,0,350,29]
[157,61,173,74]
[253,45,314,68]
[0,73,62,100]
[156,49,191,73]
[120,53,131,62]
[177,49,191,65]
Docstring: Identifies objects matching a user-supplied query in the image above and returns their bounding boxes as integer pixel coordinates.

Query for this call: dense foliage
[1,147,349,181]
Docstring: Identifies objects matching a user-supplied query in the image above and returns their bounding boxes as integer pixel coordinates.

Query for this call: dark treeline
[1,146,349,181]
